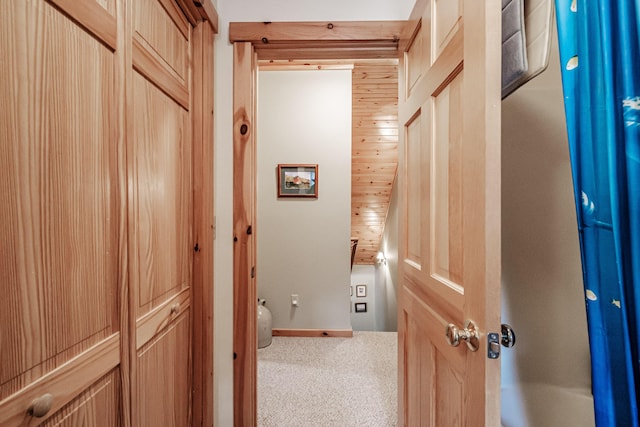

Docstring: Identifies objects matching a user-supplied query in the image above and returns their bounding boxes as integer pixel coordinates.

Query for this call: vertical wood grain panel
[118,0,132,425]
[447,75,463,284]
[432,74,465,285]
[136,311,191,426]
[233,41,257,427]
[42,369,121,427]
[433,0,462,62]
[0,0,119,400]
[434,352,463,427]
[132,71,192,316]
[133,0,189,81]
[406,24,424,98]
[405,114,423,268]
[433,87,451,277]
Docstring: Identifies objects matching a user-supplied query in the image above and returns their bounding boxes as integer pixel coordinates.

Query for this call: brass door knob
[445,320,480,352]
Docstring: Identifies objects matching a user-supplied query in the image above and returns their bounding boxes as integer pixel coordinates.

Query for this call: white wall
[379,177,399,332]
[214,1,415,424]
[257,70,352,331]
[350,265,376,330]
[500,27,595,426]
[351,177,400,333]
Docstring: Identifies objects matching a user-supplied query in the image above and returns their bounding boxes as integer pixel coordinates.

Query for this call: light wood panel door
[130,0,194,425]
[0,0,125,424]
[397,0,502,425]
[0,0,215,425]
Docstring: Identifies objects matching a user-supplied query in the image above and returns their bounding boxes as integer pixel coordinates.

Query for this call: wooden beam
[230,21,405,43]
[254,46,399,61]
[229,21,405,60]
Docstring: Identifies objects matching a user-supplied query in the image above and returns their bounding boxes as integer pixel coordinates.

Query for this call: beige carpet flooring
[257,331,397,427]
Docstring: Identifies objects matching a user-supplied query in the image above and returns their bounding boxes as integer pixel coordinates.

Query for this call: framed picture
[355,284,367,298]
[277,164,318,198]
[355,302,367,313]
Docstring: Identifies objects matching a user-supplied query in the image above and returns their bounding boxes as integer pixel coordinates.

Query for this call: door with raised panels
[130,0,194,424]
[0,0,199,424]
[397,0,502,425]
[1,0,125,424]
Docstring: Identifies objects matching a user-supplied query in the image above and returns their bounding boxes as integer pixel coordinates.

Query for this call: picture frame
[355,284,367,298]
[355,302,367,313]
[277,164,318,198]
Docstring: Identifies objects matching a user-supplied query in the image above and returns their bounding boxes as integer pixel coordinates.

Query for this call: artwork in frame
[356,284,367,298]
[355,302,367,313]
[277,164,318,198]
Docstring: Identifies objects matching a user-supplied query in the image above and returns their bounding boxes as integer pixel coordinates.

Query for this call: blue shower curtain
[554,0,640,425]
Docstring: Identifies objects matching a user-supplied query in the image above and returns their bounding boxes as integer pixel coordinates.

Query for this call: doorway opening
[230,21,406,425]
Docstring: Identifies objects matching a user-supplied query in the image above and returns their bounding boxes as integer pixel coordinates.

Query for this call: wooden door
[0,0,125,424]
[1,0,215,425]
[129,0,194,424]
[397,0,502,425]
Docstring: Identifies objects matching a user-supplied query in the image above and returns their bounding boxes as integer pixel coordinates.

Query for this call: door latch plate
[488,332,500,359]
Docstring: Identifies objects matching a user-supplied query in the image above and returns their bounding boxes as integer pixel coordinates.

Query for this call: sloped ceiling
[351,59,398,264]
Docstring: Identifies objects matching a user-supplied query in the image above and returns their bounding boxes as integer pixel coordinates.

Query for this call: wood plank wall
[351,60,399,265]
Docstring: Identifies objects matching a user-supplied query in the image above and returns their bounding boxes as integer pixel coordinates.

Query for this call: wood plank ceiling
[232,21,402,266]
[351,60,398,264]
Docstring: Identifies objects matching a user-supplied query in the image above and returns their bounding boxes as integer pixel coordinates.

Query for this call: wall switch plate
[291,294,299,306]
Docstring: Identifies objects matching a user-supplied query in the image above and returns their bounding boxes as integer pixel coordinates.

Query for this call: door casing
[230,20,406,427]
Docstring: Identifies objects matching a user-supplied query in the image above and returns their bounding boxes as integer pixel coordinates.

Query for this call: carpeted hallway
[257,331,397,427]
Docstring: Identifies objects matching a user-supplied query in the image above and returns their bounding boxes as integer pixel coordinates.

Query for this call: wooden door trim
[233,41,257,427]
[230,21,405,60]
[191,15,216,427]
[231,21,405,426]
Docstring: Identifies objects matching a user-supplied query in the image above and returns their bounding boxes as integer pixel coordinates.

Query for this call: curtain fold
[555,0,640,425]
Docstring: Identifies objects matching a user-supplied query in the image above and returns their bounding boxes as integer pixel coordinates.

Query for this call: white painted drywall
[379,177,399,332]
[350,265,376,331]
[256,69,352,331]
[500,26,595,426]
